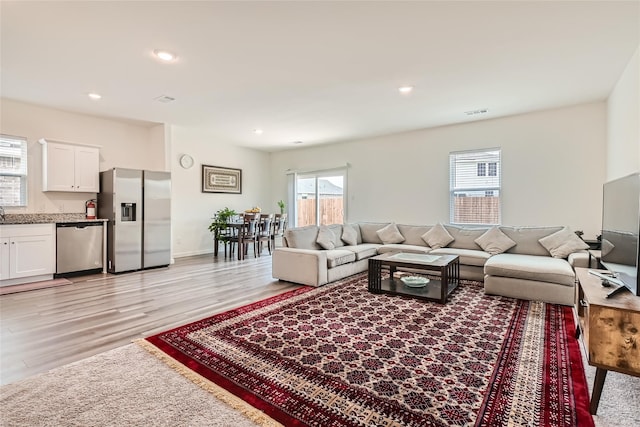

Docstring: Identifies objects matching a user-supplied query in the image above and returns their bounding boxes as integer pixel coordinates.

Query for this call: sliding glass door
[295,170,345,227]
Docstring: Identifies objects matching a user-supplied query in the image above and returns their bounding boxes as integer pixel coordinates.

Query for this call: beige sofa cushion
[484,253,575,286]
[341,224,358,246]
[358,222,390,244]
[284,225,321,250]
[538,227,589,258]
[500,226,563,256]
[326,249,356,268]
[475,226,516,255]
[327,224,345,248]
[376,223,405,244]
[316,226,336,250]
[396,224,430,246]
[422,223,454,249]
[430,248,491,267]
[445,225,488,250]
[342,244,380,260]
[378,244,431,255]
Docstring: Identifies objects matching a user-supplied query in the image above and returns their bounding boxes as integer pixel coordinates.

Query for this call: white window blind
[0,135,28,207]
[449,148,501,225]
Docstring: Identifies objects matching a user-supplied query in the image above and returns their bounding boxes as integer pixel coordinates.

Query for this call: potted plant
[208,207,237,241]
[277,200,286,214]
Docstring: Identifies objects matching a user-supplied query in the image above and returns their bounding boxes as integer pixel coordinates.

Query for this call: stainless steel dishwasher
[56,222,104,275]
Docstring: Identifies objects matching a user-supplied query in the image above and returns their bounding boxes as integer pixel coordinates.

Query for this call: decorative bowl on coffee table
[400,276,429,288]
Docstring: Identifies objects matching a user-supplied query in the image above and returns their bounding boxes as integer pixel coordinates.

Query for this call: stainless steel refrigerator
[98,168,171,273]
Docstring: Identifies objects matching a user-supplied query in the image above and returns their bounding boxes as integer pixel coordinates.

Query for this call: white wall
[169,126,272,257]
[271,102,606,239]
[607,45,640,180]
[1,97,612,256]
[0,98,165,214]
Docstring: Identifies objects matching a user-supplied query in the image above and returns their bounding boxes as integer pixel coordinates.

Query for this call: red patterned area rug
[141,273,593,427]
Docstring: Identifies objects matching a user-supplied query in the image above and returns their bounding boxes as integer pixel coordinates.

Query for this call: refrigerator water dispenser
[121,203,136,221]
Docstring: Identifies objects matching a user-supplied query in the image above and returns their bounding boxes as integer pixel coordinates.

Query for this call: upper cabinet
[42,140,100,192]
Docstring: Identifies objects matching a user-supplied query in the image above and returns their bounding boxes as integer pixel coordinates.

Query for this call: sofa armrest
[568,251,590,269]
[272,248,328,287]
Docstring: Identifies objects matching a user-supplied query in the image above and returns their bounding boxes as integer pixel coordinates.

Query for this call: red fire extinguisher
[86,199,97,219]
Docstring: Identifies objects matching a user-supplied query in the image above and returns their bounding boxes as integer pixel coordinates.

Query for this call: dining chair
[256,213,275,256]
[230,212,260,260]
[218,222,235,259]
[271,213,288,250]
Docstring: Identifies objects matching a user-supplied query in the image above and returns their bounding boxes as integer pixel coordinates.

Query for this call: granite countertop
[1,213,108,225]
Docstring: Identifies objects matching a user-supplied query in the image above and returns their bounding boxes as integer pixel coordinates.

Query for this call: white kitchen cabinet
[42,140,100,192]
[0,224,55,285]
[0,237,9,280]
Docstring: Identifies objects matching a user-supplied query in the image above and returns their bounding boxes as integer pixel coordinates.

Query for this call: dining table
[213,215,272,260]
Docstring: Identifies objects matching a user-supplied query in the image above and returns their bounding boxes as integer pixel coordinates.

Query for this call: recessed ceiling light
[254,128,264,135]
[153,49,177,62]
[398,86,414,94]
[293,140,303,144]
[87,93,102,100]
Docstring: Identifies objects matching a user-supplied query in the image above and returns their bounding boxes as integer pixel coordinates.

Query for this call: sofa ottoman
[484,253,576,305]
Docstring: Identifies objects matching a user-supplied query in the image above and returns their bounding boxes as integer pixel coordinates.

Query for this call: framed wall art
[202,165,242,194]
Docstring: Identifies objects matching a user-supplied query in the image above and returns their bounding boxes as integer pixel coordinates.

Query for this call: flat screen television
[600,172,640,296]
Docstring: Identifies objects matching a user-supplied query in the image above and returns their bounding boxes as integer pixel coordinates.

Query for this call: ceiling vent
[465,108,489,116]
[154,95,176,103]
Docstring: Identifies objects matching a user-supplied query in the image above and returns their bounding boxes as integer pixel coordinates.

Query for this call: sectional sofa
[271,222,591,306]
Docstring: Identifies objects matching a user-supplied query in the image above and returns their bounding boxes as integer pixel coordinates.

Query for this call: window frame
[449,148,502,226]
[0,134,28,207]
[290,167,347,227]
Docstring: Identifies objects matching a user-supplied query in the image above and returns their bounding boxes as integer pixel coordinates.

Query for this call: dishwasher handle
[57,222,102,229]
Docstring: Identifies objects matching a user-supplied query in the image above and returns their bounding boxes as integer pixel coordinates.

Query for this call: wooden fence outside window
[297,198,344,227]
[453,196,500,224]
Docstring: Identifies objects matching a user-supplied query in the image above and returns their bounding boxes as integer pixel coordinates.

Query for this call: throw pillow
[341,224,358,246]
[421,223,454,249]
[376,223,405,244]
[475,226,517,255]
[316,226,336,250]
[538,227,589,258]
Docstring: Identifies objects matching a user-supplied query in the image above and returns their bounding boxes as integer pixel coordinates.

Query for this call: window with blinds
[0,135,28,207]
[449,148,501,225]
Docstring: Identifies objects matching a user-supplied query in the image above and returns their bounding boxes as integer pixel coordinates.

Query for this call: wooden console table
[574,267,640,414]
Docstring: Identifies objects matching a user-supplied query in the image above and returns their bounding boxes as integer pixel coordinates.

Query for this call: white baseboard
[172,249,214,259]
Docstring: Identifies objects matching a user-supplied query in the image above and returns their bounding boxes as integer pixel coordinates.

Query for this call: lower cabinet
[0,224,55,284]
[0,237,9,280]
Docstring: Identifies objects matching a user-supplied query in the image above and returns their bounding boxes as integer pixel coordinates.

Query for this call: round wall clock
[179,154,194,169]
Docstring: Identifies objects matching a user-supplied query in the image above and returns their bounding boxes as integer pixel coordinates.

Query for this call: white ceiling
[1,1,639,152]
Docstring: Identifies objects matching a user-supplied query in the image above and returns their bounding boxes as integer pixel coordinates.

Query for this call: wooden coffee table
[368,252,460,304]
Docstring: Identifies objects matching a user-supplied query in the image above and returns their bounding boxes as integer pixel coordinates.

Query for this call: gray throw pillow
[421,223,454,249]
[341,224,358,246]
[376,223,405,244]
[475,226,517,255]
[316,226,336,250]
[538,227,589,258]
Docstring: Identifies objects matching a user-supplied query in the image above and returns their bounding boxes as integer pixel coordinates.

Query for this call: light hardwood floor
[0,254,300,386]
